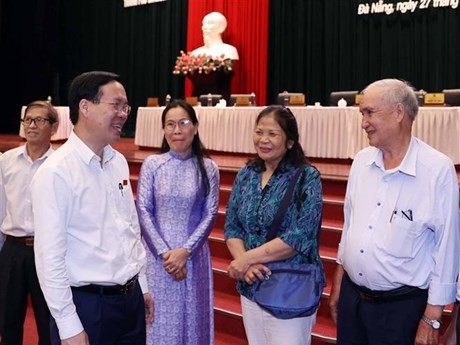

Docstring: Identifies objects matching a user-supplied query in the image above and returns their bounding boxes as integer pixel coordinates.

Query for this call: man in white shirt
[328,79,460,345]
[31,71,154,345]
[0,100,59,345]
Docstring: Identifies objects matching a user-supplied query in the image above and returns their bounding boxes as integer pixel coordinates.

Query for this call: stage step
[1,135,456,345]
[124,153,349,344]
[211,250,339,344]
[209,223,340,344]
[130,162,346,345]
[124,151,352,345]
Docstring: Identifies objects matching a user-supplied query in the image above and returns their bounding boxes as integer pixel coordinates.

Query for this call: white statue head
[202,12,227,44]
[192,11,239,60]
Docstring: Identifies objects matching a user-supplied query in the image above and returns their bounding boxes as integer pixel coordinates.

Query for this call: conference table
[134,106,460,164]
[19,106,74,141]
[18,104,459,164]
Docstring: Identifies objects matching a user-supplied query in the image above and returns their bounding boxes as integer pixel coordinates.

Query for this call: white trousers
[241,295,316,345]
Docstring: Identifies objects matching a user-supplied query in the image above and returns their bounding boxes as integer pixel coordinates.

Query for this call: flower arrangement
[172,50,234,76]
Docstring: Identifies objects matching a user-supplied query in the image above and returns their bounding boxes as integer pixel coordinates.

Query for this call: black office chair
[442,89,460,106]
[329,91,359,106]
[199,94,222,107]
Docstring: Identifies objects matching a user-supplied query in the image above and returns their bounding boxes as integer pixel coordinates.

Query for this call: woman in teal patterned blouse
[224,105,323,345]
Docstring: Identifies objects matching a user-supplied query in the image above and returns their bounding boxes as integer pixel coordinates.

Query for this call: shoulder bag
[253,167,325,319]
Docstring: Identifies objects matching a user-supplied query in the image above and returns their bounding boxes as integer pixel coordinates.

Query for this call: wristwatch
[421,315,441,330]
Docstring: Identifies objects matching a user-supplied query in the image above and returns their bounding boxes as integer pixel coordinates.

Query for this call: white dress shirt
[0,145,53,237]
[337,136,459,306]
[31,132,147,339]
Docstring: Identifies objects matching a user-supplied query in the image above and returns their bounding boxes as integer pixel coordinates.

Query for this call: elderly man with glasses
[0,100,59,345]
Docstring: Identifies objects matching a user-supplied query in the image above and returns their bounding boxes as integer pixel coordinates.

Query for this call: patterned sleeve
[224,167,247,240]
[279,165,323,257]
[136,156,170,257]
[184,159,220,253]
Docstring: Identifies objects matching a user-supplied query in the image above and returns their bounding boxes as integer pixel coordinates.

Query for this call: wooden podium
[188,70,234,102]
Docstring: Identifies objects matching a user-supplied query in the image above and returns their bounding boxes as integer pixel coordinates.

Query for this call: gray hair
[362,79,419,121]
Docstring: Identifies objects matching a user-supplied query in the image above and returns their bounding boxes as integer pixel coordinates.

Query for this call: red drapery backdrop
[185,0,269,105]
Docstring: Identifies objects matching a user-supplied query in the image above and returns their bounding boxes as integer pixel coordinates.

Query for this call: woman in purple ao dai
[137,100,219,345]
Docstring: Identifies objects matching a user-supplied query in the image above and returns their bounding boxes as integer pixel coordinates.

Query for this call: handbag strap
[265,167,302,242]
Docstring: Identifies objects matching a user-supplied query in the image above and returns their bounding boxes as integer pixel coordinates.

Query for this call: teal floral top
[224,159,324,300]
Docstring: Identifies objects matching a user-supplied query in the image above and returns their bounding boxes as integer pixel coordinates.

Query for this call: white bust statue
[191,12,239,60]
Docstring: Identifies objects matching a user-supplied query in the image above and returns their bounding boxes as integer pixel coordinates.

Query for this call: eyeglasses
[164,119,192,131]
[21,117,51,127]
[97,101,132,115]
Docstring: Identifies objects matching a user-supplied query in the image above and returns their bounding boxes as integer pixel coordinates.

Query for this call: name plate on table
[186,97,198,106]
[355,94,363,105]
[146,97,159,107]
[290,94,305,106]
[235,96,250,106]
[424,93,445,105]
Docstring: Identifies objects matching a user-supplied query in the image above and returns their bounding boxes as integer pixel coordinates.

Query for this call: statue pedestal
[188,70,233,102]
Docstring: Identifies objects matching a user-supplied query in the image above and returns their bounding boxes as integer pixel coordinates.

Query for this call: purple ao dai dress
[136,150,219,345]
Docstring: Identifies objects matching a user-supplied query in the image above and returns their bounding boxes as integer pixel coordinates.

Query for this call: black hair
[160,99,211,195]
[68,71,121,125]
[249,105,308,171]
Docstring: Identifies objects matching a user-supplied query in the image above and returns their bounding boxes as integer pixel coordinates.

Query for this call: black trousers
[50,282,146,345]
[0,239,50,345]
[337,273,428,345]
